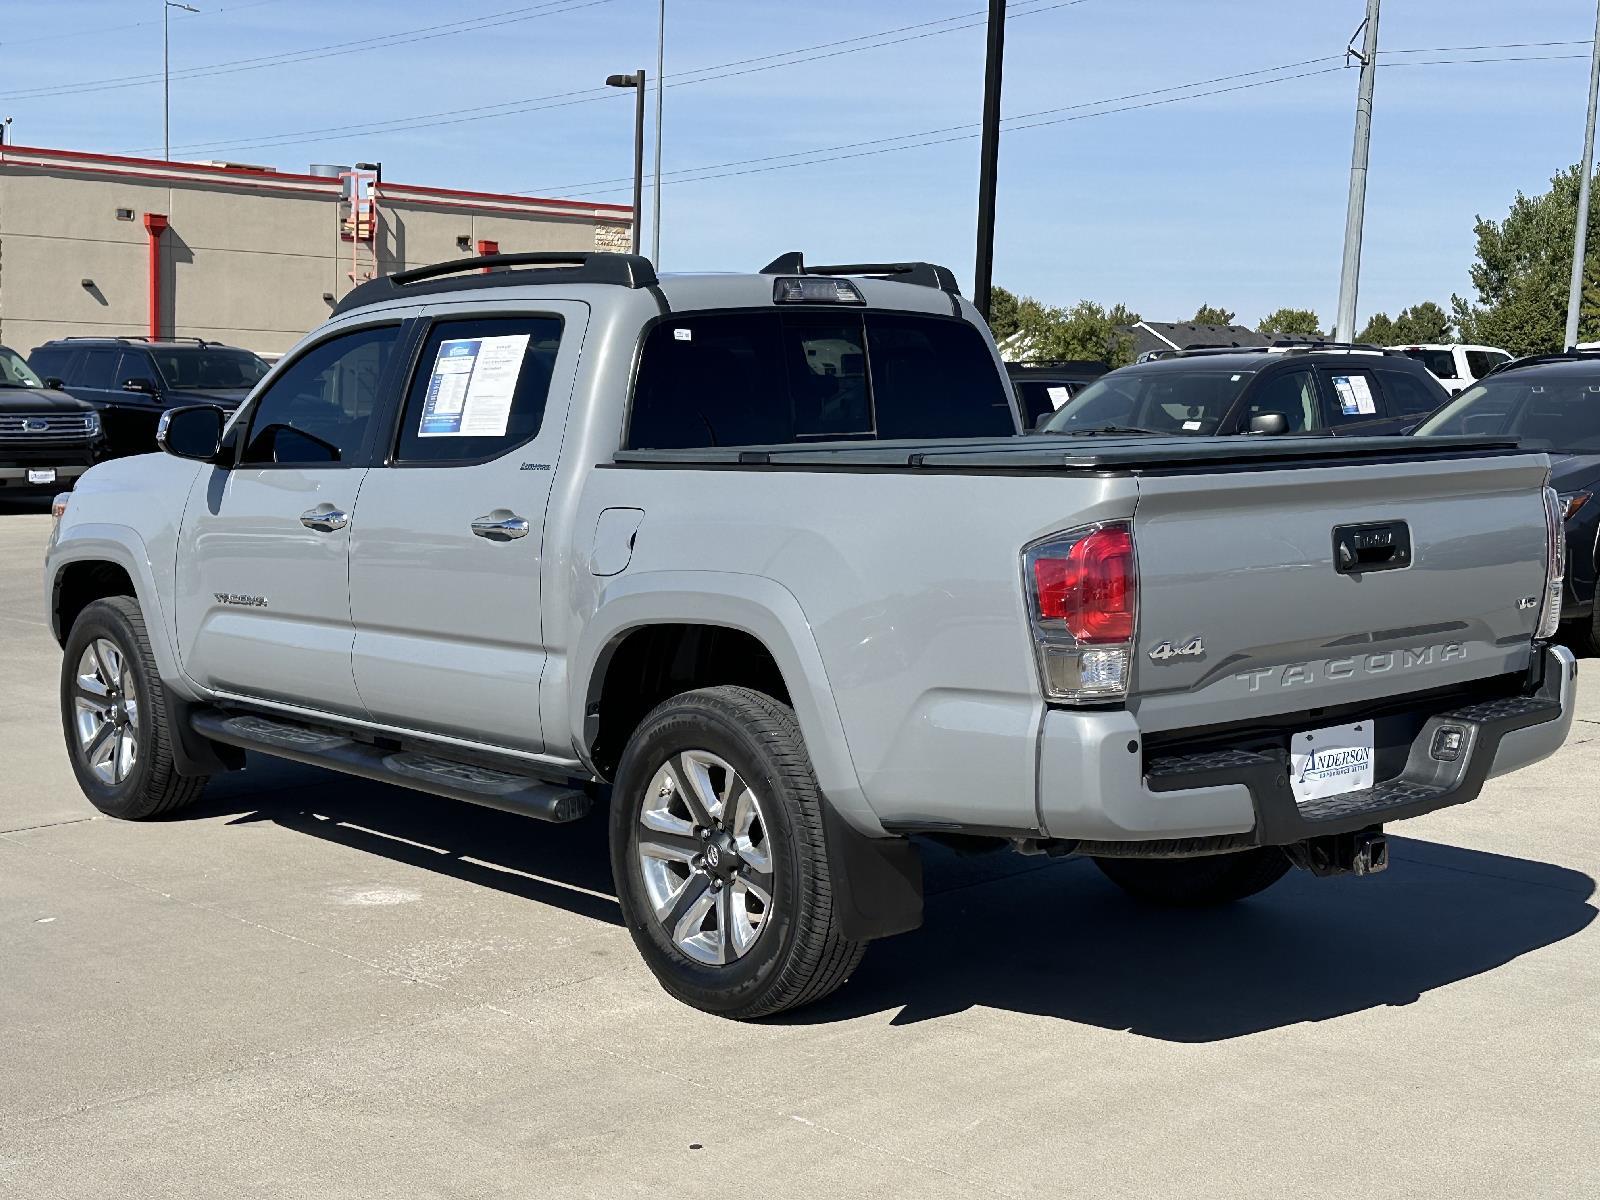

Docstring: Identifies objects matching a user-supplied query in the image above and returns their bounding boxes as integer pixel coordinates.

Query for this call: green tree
[1393,301,1452,343]
[987,285,1022,341]
[1191,303,1236,325]
[1257,308,1323,338]
[1012,298,1138,367]
[1453,164,1600,355]
[1358,312,1398,344]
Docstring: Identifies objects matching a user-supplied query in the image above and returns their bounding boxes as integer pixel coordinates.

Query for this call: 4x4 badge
[1149,637,1204,662]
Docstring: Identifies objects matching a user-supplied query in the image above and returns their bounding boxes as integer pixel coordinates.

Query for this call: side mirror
[42,376,65,389]
[157,405,226,462]
[1032,412,1056,432]
[1249,413,1288,436]
[122,377,159,396]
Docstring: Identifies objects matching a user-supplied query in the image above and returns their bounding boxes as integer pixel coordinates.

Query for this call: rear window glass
[1376,367,1444,417]
[1417,373,1600,451]
[1399,348,1458,379]
[626,311,1014,449]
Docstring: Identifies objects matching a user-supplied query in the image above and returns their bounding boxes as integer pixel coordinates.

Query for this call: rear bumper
[1037,644,1575,848]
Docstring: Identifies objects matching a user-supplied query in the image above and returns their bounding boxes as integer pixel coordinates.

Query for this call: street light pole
[1334,0,1381,342]
[652,0,665,267]
[1564,0,1600,350]
[606,71,647,255]
[972,0,1006,321]
[164,1,199,162]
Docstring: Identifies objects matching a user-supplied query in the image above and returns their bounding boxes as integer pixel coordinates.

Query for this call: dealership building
[0,143,634,356]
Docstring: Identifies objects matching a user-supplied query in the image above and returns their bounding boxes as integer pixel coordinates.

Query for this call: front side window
[241,324,399,465]
[626,310,1013,450]
[393,316,564,464]
[1376,367,1446,417]
[1044,367,1253,435]
[1417,372,1600,451]
[1241,367,1317,432]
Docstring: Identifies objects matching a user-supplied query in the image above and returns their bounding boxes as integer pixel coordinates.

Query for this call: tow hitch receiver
[1286,828,1390,878]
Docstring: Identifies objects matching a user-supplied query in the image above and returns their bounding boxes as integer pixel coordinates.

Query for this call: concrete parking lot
[1,497,1596,1200]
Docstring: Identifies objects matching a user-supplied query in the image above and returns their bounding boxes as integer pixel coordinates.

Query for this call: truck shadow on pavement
[188,758,1596,1042]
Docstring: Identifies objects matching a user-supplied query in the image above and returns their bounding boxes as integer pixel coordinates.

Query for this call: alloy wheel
[636,749,774,966]
[72,638,140,786]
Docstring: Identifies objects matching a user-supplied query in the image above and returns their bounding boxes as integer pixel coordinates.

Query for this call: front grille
[0,413,97,437]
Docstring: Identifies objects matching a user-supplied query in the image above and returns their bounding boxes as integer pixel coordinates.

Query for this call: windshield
[1040,366,1254,435]
[1415,371,1600,451]
[0,346,44,388]
[1399,348,1459,379]
[151,347,270,391]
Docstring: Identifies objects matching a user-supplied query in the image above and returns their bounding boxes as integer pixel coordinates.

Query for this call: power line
[0,0,288,49]
[558,63,1352,200]
[551,47,1589,201]
[121,0,1084,157]
[0,0,618,101]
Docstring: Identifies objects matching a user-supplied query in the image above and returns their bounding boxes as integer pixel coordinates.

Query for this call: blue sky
[2,0,1594,328]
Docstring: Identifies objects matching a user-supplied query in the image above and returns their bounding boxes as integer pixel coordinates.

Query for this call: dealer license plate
[1289,721,1375,804]
[27,468,56,485]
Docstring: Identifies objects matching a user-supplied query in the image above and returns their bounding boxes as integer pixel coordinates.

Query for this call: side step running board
[190,709,591,823]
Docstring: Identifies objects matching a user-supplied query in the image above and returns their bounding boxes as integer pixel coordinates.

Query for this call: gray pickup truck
[44,251,1575,1018]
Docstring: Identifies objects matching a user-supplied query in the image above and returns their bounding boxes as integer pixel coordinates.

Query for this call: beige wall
[0,162,631,356]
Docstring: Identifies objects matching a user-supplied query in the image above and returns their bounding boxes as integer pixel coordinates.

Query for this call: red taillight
[1030,525,1135,643]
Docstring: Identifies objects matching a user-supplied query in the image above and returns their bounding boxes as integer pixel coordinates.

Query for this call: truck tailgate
[1129,453,1552,733]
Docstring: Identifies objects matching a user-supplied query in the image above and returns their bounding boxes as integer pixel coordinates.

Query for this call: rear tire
[1092,847,1290,907]
[1570,604,1600,657]
[59,596,208,820]
[609,685,865,1019]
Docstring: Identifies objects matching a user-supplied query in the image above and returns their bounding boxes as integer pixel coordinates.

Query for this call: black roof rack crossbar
[759,251,961,295]
[54,335,213,346]
[333,251,658,316]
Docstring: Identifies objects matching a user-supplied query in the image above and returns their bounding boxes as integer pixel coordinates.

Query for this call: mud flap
[821,798,923,941]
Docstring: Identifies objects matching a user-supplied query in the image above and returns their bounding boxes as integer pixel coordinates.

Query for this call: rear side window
[1376,367,1444,417]
[1320,369,1388,427]
[1465,350,1510,380]
[77,349,120,390]
[1399,348,1458,379]
[626,311,1014,449]
[393,316,564,464]
[28,347,73,382]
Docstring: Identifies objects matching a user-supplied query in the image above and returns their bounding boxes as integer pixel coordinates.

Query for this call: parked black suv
[28,337,269,457]
[1036,342,1450,437]
[1006,359,1110,428]
[0,345,106,493]
[1415,348,1600,653]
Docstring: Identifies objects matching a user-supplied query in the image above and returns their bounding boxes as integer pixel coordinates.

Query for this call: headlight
[84,411,101,436]
[1558,490,1591,521]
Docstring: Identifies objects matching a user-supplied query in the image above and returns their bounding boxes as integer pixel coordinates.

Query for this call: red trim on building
[143,213,169,340]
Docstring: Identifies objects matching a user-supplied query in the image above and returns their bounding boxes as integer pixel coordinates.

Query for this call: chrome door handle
[471,513,530,541]
[299,506,349,532]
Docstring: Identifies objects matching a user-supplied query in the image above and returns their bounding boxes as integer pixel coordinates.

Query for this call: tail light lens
[1023,522,1138,702]
[1538,484,1564,639]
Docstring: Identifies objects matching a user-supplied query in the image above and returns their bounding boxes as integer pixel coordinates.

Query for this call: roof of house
[1123,320,1275,358]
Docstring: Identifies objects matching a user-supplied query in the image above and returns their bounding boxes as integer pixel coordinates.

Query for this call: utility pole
[164,1,199,161]
[652,0,665,267]
[1564,0,1600,350]
[1334,0,1381,342]
[972,0,1006,321]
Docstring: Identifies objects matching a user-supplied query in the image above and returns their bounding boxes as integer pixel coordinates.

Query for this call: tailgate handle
[1333,521,1411,575]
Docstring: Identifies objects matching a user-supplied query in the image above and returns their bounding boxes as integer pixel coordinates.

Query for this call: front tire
[60,596,208,820]
[1092,847,1290,907]
[609,686,865,1019]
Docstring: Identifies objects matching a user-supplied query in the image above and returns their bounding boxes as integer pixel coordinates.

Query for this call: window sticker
[673,327,693,341]
[417,334,530,437]
[1332,374,1376,416]
[1046,385,1071,409]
